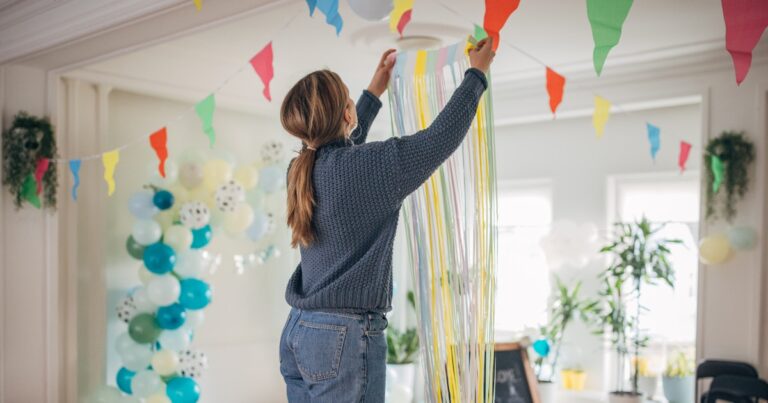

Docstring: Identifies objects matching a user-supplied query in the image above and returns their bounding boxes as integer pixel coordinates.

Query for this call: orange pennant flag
[483,0,520,51]
[545,67,565,116]
[149,127,168,178]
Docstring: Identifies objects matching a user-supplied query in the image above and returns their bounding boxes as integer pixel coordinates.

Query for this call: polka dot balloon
[179,202,211,230]
[260,141,284,165]
[178,349,208,379]
[214,180,245,213]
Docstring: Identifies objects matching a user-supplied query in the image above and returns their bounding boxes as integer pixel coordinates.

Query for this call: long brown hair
[281,70,350,248]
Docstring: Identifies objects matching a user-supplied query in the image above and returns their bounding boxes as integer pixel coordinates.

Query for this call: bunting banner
[545,67,565,115]
[587,0,634,76]
[646,123,660,161]
[149,127,169,178]
[593,95,611,138]
[483,0,520,51]
[195,94,216,148]
[102,149,120,196]
[389,40,498,402]
[721,0,768,85]
[679,141,692,173]
[306,0,343,35]
[250,42,275,102]
[69,159,82,201]
[390,0,414,36]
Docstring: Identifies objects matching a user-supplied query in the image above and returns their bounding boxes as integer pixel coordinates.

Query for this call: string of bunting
[34,0,762,203]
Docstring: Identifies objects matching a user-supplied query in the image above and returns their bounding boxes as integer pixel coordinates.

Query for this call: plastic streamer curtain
[388,42,498,403]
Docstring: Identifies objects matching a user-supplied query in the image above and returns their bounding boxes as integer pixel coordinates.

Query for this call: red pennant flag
[483,0,521,51]
[545,67,565,116]
[250,42,274,102]
[149,127,168,178]
[679,141,692,172]
[397,9,413,37]
[34,158,50,195]
[721,0,768,85]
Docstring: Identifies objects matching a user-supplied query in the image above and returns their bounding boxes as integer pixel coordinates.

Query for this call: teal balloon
[167,377,200,403]
[191,225,212,249]
[258,165,284,193]
[179,279,212,310]
[157,303,187,330]
[533,339,551,357]
[127,236,146,260]
[116,367,135,394]
[727,226,757,250]
[129,313,162,344]
[143,243,177,274]
[153,190,175,210]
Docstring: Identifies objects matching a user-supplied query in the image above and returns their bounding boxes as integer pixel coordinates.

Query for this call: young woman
[279,39,495,402]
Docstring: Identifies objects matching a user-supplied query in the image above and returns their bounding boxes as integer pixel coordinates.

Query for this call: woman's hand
[469,38,495,73]
[367,49,397,97]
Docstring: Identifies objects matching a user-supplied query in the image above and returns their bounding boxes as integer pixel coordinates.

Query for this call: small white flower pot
[663,375,694,403]
[637,375,658,399]
[386,363,416,403]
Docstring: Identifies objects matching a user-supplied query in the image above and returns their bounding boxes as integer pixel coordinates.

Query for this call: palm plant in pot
[386,291,419,402]
[590,217,680,403]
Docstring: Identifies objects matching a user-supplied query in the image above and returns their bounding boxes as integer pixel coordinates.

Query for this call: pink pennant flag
[34,158,50,195]
[397,9,412,36]
[679,141,692,172]
[250,42,274,102]
[721,0,768,85]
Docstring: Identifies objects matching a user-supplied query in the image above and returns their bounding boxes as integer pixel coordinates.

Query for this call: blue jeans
[279,308,388,402]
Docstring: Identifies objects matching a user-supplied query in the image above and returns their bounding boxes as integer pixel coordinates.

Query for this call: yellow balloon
[699,234,732,265]
[164,225,193,251]
[202,159,233,191]
[155,210,176,231]
[224,204,254,235]
[147,393,171,403]
[168,184,190,206]
[233,165,259,190]
[151,350,179,376]
[138,266,157,286]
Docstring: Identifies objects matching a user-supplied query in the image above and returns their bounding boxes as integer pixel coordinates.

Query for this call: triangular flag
[474,24,489,41]
[545,67,565,115]
[307,0,343,35]
[587,0,634,76]
[250,42,274,102]
[102,149,119,196]
[721,0,768,85]
[69,160,81,201]
[21,174,41,208]
[646,123,660,161]
[149,127,168,178]
[390,0,414,36]
[711,154,724,193]
[678,141,692,173]
[193,0,202,11]
[34,158,50,195]
[195,94,216,148]
[593,96,611,138]
[483,0,520,51]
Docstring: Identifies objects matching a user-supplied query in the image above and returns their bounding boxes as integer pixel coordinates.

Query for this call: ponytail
[287,148,317,247]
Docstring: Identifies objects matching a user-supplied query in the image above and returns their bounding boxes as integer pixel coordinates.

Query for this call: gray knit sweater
[285,68,488,313]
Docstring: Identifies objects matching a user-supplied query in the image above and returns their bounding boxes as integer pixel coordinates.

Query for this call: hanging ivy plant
[2,111,58,209]
[704,131,754,221]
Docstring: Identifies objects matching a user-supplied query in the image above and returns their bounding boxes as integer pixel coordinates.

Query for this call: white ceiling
[67,0,730,117]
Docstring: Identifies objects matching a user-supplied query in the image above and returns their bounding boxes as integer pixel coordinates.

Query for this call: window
[495,180,553,334]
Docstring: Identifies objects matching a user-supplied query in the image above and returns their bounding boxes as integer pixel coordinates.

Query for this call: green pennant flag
[474,24,488,41]
[587,0,633,76]
[195,94,216,148]
[21,174,41,208]
[711,155,724,193]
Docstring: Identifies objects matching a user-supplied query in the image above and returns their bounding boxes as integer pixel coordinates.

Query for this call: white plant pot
[662,375,694,403]
[537,381,559,403]
[386,363,416,403]
[637,375,658,399]
[607,391,643,403]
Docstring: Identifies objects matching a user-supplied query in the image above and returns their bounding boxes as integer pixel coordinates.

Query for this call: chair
[705,375,768,403]
[697,360,759,403]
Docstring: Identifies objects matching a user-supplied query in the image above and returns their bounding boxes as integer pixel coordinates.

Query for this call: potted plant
[633,356,658,399]
[590,217,680,403]
[561,367,587,391]
[662,352,695,403]
[704,131,755,221]
[385,291,419,403]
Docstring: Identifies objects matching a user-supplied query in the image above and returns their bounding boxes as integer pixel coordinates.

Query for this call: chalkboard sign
[494,343,540,403]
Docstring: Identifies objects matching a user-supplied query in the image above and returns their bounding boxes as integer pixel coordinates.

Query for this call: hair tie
[305,145,316,151]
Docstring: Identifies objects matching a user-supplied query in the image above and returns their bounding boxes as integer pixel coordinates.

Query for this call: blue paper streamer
[69,159,81,201]
[646,123,660,161]
[306,0,343,35]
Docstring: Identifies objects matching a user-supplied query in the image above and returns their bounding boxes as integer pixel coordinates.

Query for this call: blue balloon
[153,190,175,210]
[129,191,159,219]
[156,303,187,330]
[143,243,177,274]
[116,367,135,394]
[191,225,212,249]
[258,165,284,193]
[167,376,200,403]
[533,338,551,357]
[727,226,757,250]
[179,279,212,310]
[246,211,270,241]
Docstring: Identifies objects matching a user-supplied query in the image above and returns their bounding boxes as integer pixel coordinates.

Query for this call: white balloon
[179,202,211,230]
[121,342,153,372]
[146,393,171,403]
[115,332,137,355]
[131,219,162,246]
[182,309,205,331]
[347,0,393,20]
[132,287,157,313]
[147,160,179,188]
[260,140,285,165]
[159,329,192,351]
[175,250,205,278]
[146,275,181,307]
[138,266,158,286]
[131,369,165,398]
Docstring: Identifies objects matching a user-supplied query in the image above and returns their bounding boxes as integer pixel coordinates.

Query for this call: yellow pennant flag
[193,0,202,11]
[102,149,120,196]
[593,95,611,138]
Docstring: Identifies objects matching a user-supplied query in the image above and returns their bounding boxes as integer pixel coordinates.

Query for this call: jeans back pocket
[292,320,347,382]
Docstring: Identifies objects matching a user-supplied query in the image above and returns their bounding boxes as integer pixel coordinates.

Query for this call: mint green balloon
[129,313,161,344]
[126,236,146,260]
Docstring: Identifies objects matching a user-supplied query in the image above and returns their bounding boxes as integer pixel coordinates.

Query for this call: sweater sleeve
[349,90,383,145]
[389,68,488,199]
